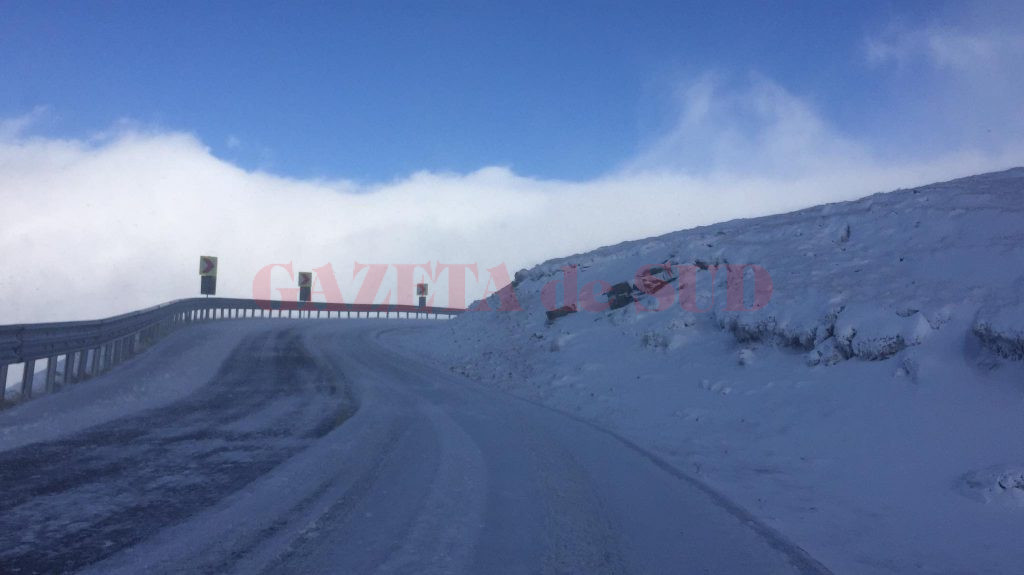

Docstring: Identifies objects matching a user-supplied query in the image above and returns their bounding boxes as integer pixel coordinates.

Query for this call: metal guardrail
[0,297,463,407]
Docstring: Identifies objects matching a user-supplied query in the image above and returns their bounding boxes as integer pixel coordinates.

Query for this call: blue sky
[3,0,1006,181]
[1,1,1023,322]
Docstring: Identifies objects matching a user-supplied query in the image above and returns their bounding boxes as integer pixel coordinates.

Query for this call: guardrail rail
[0,297,462,408]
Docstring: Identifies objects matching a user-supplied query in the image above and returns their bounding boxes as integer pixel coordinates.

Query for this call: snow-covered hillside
[392,168,1024,575]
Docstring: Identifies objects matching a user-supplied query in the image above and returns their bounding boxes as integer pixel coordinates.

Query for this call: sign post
[199,256,218,296]
[416,283,428,308]
[298,272,312,303]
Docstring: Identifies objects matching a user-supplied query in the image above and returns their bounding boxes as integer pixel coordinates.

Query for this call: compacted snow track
[0,321,829,574]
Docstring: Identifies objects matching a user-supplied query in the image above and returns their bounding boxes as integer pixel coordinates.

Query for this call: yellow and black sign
[199,256,218,277]
[199,256,218,295]
[298,272,312,302]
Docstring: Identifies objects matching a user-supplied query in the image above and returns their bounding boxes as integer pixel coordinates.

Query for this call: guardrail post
[22,360,35,400]
[74,351,85,381]
[86,349,95,378]
[65,352,78,384]
[99,343,109,373]
[82,349,93,379]
[70,351,79,382]
[45,356,58,393]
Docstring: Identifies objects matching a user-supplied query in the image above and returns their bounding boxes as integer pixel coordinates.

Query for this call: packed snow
[389,168,1024,575]
[0,321,274,451]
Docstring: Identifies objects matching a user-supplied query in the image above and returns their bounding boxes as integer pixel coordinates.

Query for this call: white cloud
[861,14,1024,156]
[0,106,49,140]
[866,25,1024,71]
[626,74,870,177]
[0,75,1021,324]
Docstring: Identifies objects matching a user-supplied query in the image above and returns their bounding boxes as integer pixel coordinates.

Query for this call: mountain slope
[394,168,1024,575]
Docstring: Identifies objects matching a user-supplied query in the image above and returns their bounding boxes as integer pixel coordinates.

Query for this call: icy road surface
[0,321,829,574]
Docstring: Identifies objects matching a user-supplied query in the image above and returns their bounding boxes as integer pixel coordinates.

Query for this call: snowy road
[0,321,830,574]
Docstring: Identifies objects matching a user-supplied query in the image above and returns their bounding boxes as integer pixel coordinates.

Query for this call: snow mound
[974,300,1024,361]
[957,465,1024,507]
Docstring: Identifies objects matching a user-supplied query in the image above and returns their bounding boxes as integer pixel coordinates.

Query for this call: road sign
[199,256,218,277]
[298,272,312,302]
[201,276,216,296]
[199,256,218,295]
[416,283,428,296]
